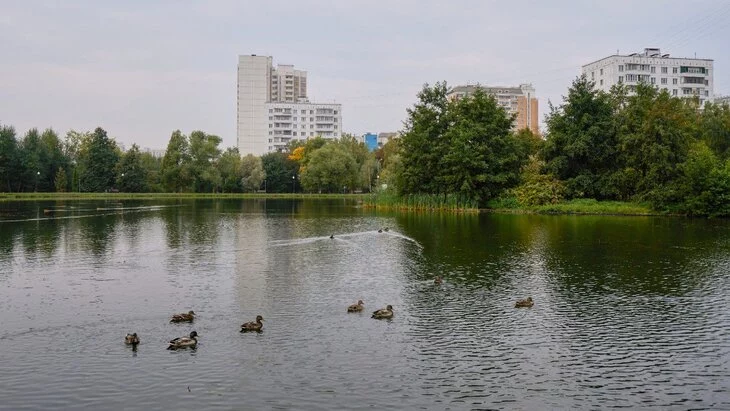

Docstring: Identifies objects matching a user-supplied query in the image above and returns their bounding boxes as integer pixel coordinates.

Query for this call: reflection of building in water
[234,200,270,310]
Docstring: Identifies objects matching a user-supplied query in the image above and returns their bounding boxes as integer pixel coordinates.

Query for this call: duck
[170,310,195,323]
[124,333,140,346]
[240,315,264,332]
[347,300,365,313]
[434,276,443,285]
[167,331,198,350]
[515,297,534,308]
[378,229,383,233]
[330,234,335,239]
[384,227,389,232]
[371,305,394,319]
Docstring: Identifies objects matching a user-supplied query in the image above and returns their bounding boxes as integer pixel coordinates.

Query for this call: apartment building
[237,55,341,155]
[447,84,539,132]
[582,48,714,104]
[265,102,341,152]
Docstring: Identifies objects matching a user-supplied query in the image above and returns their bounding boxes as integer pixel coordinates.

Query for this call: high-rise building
[447,84,539,132]
[237,55,341,155]
[582,48,714,105]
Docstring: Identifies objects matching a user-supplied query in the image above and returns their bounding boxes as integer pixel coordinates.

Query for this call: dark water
[1,199,729,410]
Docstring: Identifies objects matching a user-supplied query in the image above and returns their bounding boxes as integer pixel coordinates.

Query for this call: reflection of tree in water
[540,216,730,296]
[77,213,117,259]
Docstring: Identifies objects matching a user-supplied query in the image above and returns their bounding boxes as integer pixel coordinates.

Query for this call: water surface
[1,199,729,410]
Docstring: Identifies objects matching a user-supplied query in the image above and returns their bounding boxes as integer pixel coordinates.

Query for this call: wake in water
[269,230,423,248]
[0,205,183,224]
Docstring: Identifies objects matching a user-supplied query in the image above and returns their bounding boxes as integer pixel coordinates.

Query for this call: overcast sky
[1,0,728,150]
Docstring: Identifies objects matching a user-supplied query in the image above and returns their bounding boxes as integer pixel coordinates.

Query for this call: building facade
[362,133,377,151]
[377,132,399,148]
[265,102,341,152]
[447,84,539,132]
[237,55,341,155]
[582,48,714,104]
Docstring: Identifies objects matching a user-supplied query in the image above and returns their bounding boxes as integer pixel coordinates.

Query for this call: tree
[240,154,265,192]
[399,82,451,195]
[78,127,120,192]
[116,144,147,192]
[541,75,618,199]
[189,130,222,192]
[161,130,193,192]
[300,144,358,193]
[18,128,43,192]
[261,152,298,193]
[218,148,243,193]
[0,124,20,192]
[438,87,523,204]
[39,128,65,192]
[698,102,730,159]
[139,152,163,192]
[617,84,694,204]
[54,167,68,192]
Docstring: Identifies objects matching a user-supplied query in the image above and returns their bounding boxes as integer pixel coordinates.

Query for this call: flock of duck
[123,227,535,351]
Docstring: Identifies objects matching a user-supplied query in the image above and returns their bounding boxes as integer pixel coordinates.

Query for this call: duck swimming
[347,300,365,313]
[371,305,394,319]
[167,331,198,350]
[330,234,335,239]
[240,315,264,332]
[378,229,383,233]
[515,297,534,308]
[124,333,140,346]
[170,310,196,323]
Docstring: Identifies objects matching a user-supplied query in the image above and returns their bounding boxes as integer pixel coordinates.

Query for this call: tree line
[378,76,730,215]
[0,124,379,194]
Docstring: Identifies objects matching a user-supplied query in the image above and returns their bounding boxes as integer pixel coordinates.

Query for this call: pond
[1,199,729,410]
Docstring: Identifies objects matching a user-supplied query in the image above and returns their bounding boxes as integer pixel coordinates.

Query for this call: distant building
[362,133,377,151]
[715,95,730,106]
[377,132,399,148]
[237,54,341,155]
[582,47,714,105]
[447,84,538,133]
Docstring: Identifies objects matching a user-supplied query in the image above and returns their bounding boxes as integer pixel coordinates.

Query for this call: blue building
[362,133,377,151]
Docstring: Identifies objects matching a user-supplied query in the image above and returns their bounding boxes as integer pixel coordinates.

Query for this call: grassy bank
[487,197,655,216]
[0,192,366,201]
[364,193,480,212]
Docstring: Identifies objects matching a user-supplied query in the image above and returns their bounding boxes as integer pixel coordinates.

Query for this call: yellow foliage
[288,146,305,162]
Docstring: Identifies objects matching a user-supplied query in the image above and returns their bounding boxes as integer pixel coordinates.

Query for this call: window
[673,78,678,85]
[334,110,338,114]
[661,67,668,74]
[600,68,603,75]
[269,109,273,113]
[650,66,656,73]
[310,117,314,121]
[661,78,667,84]
[591,71,595,79]
[310,125,314,129]
[618,75,624,83]
[301,125,305,129]
[650,77,656,84]
[673,89,678,96]
[705,90,709,97]
[293,132,297,136]
[334,125,338,129]
[293,117,297,121]
[600,79,603,86]
[310,132,314,136]
[673,67,677,74]
[618,65,624,72]
[310,110,314,114]
[269,124,272,128]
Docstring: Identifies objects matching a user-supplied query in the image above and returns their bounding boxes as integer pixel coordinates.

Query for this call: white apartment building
[265,102,341,152]
[582,48,714,104]
[237,54,341,155]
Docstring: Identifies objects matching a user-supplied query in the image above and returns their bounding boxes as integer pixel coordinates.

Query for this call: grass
[487,197,655,216]
[0,192,367,201]
[364,192,480,212]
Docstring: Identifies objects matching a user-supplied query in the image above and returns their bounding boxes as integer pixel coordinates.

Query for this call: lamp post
[120,173,125,192]
[35,171,40,192]
[292,175,295,194]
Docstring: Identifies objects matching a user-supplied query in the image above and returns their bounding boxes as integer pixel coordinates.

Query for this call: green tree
[240,154,265,192]
[78,127,120,192]
[399,82,451,195]
[139,152,163,192]
[698,102,730,159]
[116,144,147,192]
[54,167,68,192]
[0,124,21,192]
[673,141,730,216]
[300,144,358,193]
[18,128,42,192]
[189,130,222,192]
[39,128,65,192]
[542,75,618,199]
[161,130,193,192]
[438,88,523,204]
[617,84,693,205]
[218,148,243,193]
[261,152,298,193]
